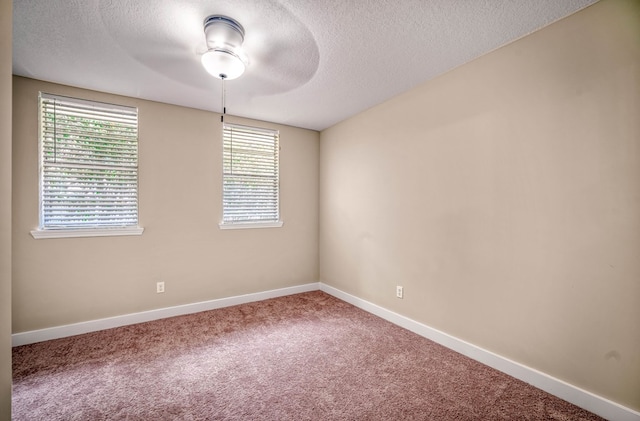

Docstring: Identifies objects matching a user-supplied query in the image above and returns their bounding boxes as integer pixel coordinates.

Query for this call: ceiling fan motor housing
[204,15,245,51]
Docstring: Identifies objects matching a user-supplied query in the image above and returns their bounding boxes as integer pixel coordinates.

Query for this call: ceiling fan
[92,1,320,101]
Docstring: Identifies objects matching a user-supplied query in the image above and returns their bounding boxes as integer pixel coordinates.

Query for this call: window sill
[218,221,284,230]
[30,226,144,239]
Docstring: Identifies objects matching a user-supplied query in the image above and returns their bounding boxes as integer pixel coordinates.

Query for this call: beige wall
[320,0,640,411]
[12,77,319,332]
[1,0,12,417]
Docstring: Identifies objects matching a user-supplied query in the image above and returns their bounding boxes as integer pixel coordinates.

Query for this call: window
[31,93,142,239]
[221,123,282,228]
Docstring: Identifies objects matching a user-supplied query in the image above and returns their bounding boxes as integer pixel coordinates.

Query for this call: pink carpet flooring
[13,291,604,420]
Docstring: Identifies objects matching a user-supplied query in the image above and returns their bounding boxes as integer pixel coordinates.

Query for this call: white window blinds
[38,93,139,229]
[222,123,280,224]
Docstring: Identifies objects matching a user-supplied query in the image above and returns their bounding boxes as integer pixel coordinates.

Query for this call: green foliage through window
[39,93,139,229]
[222,123,279,224]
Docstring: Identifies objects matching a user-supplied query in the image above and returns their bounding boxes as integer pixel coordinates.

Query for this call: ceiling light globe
[201,49,245,80]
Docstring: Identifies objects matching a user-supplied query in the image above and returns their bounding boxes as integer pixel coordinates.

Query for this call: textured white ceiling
[13,0,598,131]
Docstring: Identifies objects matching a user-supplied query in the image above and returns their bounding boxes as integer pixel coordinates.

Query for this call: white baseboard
[319,283,640,421]
[12,282,320,347]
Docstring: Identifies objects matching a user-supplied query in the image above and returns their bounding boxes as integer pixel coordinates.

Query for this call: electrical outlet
[156,281,165,294]
[396,286,403,299]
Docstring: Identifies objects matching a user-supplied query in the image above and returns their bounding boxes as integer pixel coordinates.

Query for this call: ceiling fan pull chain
[220,76,226,123]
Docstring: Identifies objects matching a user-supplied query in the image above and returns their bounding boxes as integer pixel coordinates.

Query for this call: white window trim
[31,226,144,239]
[218,221,283,230]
